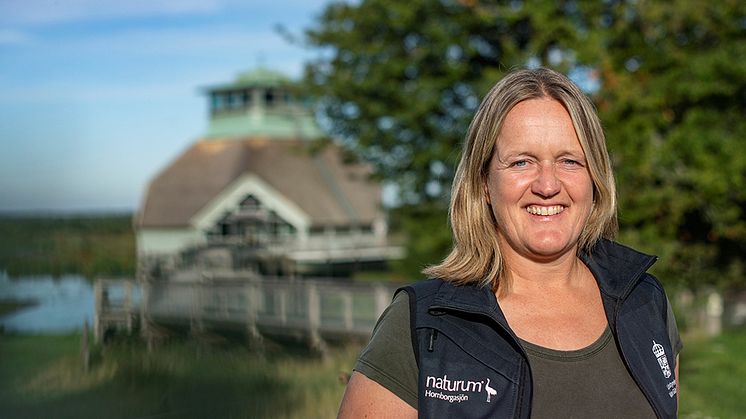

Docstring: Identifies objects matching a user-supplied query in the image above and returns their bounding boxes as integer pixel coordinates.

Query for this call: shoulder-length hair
[423,67,618,290]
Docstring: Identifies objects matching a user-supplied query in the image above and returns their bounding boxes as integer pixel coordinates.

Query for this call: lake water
[0,272,94,333]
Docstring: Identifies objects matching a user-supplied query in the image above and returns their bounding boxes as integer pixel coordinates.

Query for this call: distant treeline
[0,214,136,279]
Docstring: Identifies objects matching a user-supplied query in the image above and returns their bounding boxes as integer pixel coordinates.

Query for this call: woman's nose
[531,163,561,198]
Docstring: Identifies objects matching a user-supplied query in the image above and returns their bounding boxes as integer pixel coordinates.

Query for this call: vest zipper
[427,329,438,352]
[515,360,526,418]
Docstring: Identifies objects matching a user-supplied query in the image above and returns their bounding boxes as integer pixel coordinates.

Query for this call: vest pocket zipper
[428,329,438,352]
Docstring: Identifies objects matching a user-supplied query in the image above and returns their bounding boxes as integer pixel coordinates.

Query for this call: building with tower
[135,69,402,280]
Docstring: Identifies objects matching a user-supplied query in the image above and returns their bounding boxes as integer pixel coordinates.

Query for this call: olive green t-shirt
[354,292,683,417]
[521,327,657,418]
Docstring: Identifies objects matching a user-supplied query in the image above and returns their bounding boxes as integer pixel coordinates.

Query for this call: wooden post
[245,281,264,351]
[342,291,354,331]
[190,282,205,337]
[140,280,155,352]
[81,320,90,373]
[124,280,133,333]
[307,282,327,355]
[93,280,104,344]
[279,288,288,325]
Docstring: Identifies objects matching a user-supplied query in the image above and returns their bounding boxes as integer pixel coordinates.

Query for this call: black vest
[399,240,678,418]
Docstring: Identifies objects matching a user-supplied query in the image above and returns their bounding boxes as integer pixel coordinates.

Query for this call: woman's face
[485,98,593,262]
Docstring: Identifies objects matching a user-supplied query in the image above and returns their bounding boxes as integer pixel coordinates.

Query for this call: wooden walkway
[94,277,398,350]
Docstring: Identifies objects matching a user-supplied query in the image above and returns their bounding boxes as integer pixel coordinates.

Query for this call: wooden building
[135,69,403,280]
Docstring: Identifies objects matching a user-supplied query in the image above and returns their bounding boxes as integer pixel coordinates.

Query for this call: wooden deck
[94,277,398,350]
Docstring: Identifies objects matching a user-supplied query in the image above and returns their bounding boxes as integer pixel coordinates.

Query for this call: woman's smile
[525,205,565,216]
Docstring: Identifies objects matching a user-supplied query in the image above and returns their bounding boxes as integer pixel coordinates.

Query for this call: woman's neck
[497,245,589,297]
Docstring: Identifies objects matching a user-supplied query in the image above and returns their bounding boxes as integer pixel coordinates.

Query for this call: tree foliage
[577,0,746,288]
[0,215,135,278]
[303,0,746,286]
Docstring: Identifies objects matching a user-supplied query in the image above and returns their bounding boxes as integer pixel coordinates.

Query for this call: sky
[0,0,333,213]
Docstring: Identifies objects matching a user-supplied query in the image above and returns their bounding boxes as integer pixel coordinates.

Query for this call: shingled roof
[136,138,382,228]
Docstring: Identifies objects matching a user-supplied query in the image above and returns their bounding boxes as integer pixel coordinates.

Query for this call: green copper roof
[236,68,291,86]
[205,67,292,92]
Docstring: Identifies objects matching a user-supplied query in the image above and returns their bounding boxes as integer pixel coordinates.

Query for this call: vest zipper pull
[428,330,438,352]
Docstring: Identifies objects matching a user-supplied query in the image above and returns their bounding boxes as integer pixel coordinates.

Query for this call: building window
[265,89,275,107]
[208,194,297,245]
[230,91,243,109]
[211,93,226,112]
[240,195,261,210]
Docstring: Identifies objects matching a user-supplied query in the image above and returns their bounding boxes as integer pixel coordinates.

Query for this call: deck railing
[94,277,398,347]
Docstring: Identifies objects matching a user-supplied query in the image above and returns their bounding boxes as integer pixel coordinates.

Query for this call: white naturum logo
[424,375,497,403]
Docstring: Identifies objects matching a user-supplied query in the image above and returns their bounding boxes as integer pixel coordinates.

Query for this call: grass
[0,333,360,419]
[679,329,746,418]
[2,328,745,419]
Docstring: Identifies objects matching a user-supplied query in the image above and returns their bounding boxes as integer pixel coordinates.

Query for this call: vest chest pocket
[417,328,522,418]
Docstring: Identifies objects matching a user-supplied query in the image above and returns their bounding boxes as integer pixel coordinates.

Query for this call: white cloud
[0,82,192,105]
[0,0,225,25]
[68,26,293,56]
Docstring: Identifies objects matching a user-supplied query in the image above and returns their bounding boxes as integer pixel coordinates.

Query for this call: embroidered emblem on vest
[424,374,497,404]
[652,340,671,378]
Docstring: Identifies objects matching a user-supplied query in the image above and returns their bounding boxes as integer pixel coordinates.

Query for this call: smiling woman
[338,68,682,419]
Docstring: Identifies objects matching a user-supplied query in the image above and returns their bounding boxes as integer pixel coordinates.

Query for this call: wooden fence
[94,277,398,349]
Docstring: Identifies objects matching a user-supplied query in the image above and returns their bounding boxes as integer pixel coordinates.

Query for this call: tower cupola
[202,68,323,140]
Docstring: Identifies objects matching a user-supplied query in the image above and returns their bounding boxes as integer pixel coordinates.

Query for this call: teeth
[526,205,564,216]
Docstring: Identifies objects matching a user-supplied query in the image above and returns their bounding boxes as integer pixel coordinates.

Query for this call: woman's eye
[561,159,580,166]
[511,160,528,167]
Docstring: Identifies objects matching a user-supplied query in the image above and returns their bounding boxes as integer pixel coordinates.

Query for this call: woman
[338,68,682,418]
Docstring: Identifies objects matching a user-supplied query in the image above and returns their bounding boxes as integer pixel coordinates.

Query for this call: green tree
[303,0,746,287]
[575,0,746,288]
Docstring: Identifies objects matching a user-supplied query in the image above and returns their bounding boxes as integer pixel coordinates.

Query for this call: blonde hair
[423,68,618,290]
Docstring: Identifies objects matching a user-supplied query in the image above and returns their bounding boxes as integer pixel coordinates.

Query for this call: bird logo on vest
[485,378,497,403]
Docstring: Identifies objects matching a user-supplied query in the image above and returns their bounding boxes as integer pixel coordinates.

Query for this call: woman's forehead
[492,99,583,154]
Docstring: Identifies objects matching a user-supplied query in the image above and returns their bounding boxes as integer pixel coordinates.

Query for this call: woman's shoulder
[401,277,446,292]
[354,287,418,408]
[403,277,483,298]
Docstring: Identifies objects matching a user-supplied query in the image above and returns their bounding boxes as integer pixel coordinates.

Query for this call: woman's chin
[523,239,577,260]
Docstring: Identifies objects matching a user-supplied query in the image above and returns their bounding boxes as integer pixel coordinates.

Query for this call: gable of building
[136,138,382,231]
